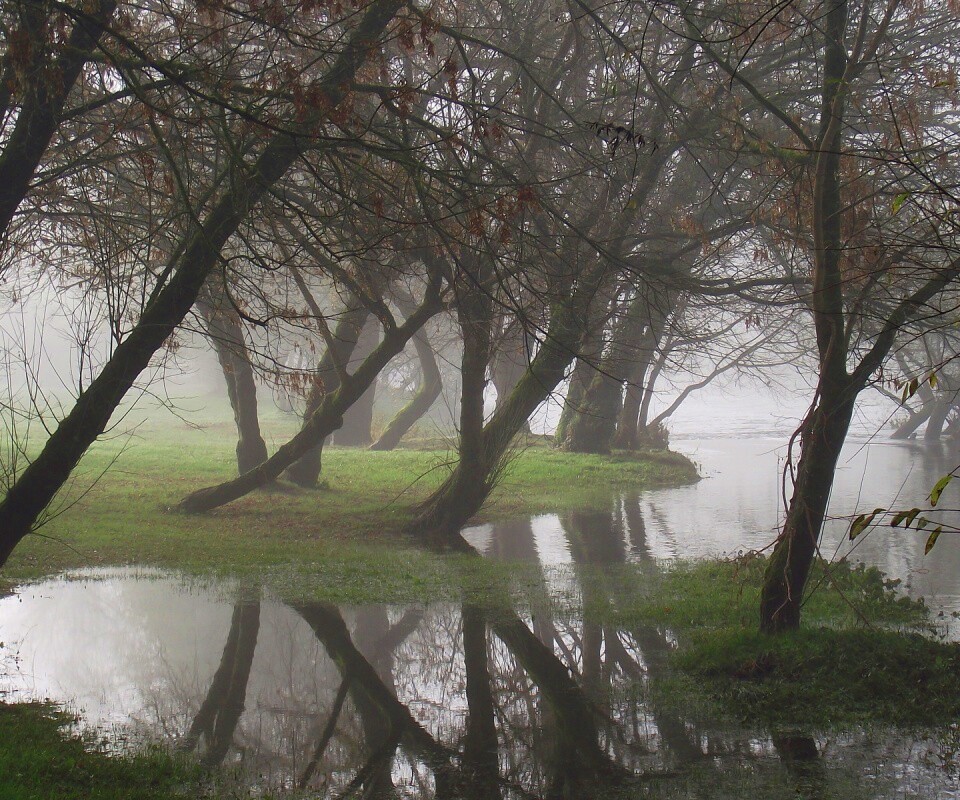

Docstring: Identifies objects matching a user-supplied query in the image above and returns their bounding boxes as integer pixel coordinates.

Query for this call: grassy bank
[0,703,204,800]
[612,556,960,728]
[1,413,696,596]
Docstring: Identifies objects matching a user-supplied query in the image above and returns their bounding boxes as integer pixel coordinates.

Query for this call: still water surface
[2,434,960,797]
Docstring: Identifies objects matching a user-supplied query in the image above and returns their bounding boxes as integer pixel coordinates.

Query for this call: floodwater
[2,432,960,797]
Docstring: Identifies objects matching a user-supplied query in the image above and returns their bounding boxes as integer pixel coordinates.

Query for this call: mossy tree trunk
[562,295,650,454]
[613,292,674,449]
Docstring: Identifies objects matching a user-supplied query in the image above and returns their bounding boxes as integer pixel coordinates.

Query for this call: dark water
[2,436,960,797]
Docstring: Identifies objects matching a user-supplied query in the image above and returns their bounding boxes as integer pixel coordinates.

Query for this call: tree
[0,0,406,565]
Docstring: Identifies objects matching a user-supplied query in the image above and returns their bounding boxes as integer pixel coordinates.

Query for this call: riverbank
[0,417,697,593]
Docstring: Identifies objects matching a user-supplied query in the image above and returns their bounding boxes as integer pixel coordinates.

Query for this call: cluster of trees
[0,0,957,634]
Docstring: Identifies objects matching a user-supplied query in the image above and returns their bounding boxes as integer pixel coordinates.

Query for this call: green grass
[0,703,204,800]
[676,626,960,727]
[1,411,696,604]
[608,556,960,728]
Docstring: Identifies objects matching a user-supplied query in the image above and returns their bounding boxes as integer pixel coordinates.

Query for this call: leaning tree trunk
[332,319,380,446]
[369,326,442,450]
[759,389,856,633]
[924,397,951,442]
[178,295,440,513]
[412,286,594,540]
[284,302,369,486]
[198,294,269,474]
[0,0,403,567]
[891,406,932,439]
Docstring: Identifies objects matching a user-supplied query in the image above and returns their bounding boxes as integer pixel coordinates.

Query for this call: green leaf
[925,526,943,555]
[892,192,909,214]
[930,474,953,507]
[929,371,939,390]
[849,508,885,540]
[890,507,921,528]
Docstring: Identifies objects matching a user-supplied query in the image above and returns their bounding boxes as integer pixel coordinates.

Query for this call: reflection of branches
[293,603,464,793]
[298,677,351,790]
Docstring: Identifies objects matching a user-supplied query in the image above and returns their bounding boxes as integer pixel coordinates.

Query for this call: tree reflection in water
[1,503,947,798]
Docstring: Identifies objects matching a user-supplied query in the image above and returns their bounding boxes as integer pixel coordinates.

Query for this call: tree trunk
[925,398,951,442]
[562,295,650,453]
[0,0,403,567]
[369,326,442,451]
[490,317,532,434]
[759,0,850,635]
[413,277,496,536]
[332,319,380,446]
[561,373,622,454]
[554,301,606,446]
[198,296,269,474]
[178,294,440,513]
[0,0,118,239]
[284,303,369,486]
[412,291,592,540]
[760,390,856,633]
[891,406,931,439]
[613,293,674,449]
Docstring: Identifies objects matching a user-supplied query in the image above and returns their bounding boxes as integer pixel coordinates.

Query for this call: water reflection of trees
[147,506,941,797]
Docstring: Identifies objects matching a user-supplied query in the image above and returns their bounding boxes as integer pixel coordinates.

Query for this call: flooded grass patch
[0,703,204,800]
[613,557,960,728]
[2,423,695,588]
[678,627,960,727]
